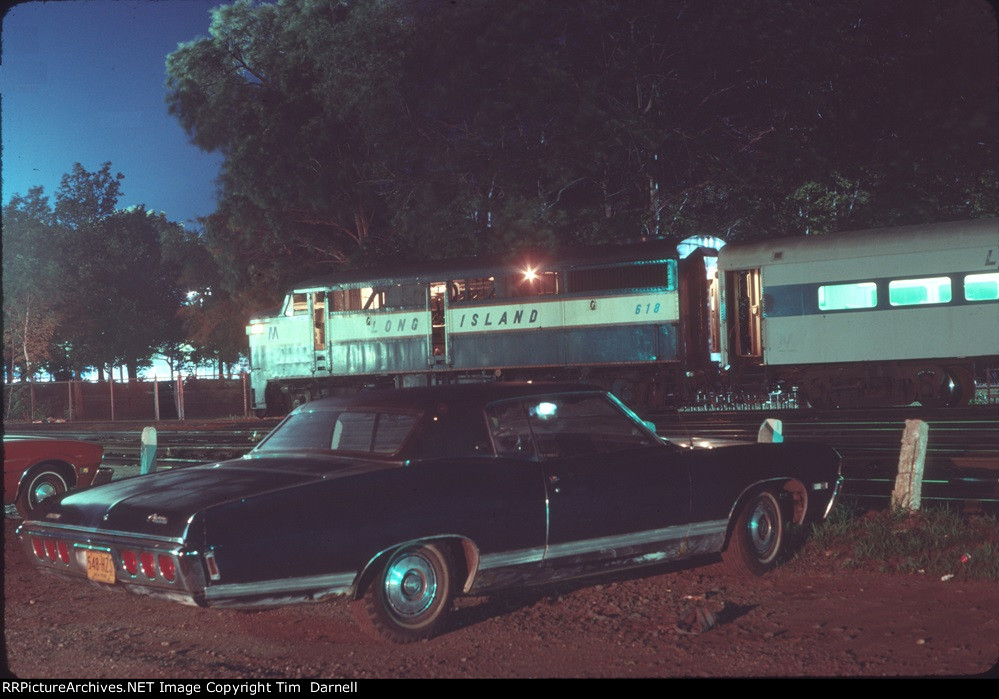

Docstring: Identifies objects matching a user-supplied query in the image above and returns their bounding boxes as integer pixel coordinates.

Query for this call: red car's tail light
[31,537,46,560]
[57,540,70,564]
[122,550,138,575]
[139,552,156,579]
[44,538,58,562]
[158,555,176,582]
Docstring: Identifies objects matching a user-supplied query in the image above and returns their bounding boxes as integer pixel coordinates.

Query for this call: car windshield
[255,408,420,456]
[486,392,661,459]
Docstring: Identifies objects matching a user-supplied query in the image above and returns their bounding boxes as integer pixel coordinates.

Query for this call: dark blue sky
[2,0,225,230]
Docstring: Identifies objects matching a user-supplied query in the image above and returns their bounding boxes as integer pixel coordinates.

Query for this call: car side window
[486,400,536,459]
[486,393,660,460]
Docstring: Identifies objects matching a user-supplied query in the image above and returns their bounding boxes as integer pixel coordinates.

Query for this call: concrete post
[757,418,783,443]
[140,426,157,475]
[891,419,928,512]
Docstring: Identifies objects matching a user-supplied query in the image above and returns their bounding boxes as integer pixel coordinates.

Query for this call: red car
[4,437,112,517]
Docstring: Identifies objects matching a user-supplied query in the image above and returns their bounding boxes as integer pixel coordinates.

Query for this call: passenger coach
[717,218,998,407]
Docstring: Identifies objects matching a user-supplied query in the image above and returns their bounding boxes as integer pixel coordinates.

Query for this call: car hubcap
[33,481,58,504]
[384,552,437,618]
[748,498,778,559]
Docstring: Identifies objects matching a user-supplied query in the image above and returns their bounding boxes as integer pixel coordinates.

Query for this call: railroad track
[652,407,999,507]
[7,406,998,507]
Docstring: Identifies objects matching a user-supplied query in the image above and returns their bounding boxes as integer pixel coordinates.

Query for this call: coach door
[727,269,763,363]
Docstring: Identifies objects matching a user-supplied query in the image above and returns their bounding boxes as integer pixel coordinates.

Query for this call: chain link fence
[3,375,251,423]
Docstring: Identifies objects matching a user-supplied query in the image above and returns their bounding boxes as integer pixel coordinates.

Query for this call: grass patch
[797,501,999,581]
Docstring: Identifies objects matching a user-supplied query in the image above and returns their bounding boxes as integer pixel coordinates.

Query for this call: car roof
[291,382,603,414]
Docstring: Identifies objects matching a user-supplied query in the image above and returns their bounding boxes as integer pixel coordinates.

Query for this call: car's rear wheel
[16,467,68,518]
[723,489,785,576]
[354,543,453,643]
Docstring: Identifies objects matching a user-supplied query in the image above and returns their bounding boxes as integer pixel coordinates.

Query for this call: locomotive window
[817,282,877,311]
[888,277,952,306]
[567,262,675,293]
[361,287,383,310]
[964,273,999,301]
[285,293,309,316]
[452,277,496,303]
[328,288,383,312]
[509,270,559,297]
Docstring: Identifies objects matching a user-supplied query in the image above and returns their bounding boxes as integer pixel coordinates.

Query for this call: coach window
[888,277,952,306]
[817,282,877,311]
[964,273,999,301]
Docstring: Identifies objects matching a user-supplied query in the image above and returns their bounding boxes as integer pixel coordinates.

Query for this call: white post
[757,418,783,443]
[140,427,157,475]
[153,377,160,422]
[241,371,249,418]
[892,419,928,511]
[175,376,185,421]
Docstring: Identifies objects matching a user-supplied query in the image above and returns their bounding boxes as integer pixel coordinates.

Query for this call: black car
[18,384,840,642]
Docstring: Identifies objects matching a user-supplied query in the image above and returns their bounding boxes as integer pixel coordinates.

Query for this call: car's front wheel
[354,543,453,643]
[16,467,68,518]
[723,489,785,576]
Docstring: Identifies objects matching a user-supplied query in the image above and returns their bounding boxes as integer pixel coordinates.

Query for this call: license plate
[85,550,116,584]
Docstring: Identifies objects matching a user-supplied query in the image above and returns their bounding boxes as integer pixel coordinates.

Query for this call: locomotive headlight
[523,267,538,282]
[248,324,266,335]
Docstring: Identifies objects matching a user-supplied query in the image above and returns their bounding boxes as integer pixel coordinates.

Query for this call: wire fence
[3,375,251,423]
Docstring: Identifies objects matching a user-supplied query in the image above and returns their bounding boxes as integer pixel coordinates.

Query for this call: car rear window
[256,409,420,456]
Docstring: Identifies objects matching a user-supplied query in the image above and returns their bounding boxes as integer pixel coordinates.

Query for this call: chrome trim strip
[687,519,728,539]
[823,475,844,519]
[478,520,730,570]
[17,521,185,546]
[544,523,688,560]
[204,571,357,600]
[478,547,546,570]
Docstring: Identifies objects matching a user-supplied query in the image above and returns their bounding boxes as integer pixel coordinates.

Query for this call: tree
[58,207,187,380]
[2,189,65,383]
[163,229,249,378]
[53,161,125,230]
[166,0,997,313]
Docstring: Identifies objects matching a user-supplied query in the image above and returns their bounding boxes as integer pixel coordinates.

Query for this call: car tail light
[139,552,156,578]
[122,550,138,575]
[44,538,58,562]
[31,537,46,560]
[158,554,176,582]
[57,540,70,564]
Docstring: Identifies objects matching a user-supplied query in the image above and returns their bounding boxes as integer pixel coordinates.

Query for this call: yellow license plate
[85,550,116,584]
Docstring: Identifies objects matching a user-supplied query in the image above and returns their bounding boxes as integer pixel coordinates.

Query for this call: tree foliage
[2,163,237,382]
[2,188,64,382]
[165,0,997,309]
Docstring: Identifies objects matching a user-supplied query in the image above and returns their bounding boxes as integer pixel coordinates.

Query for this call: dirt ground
[3,517,997,679]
